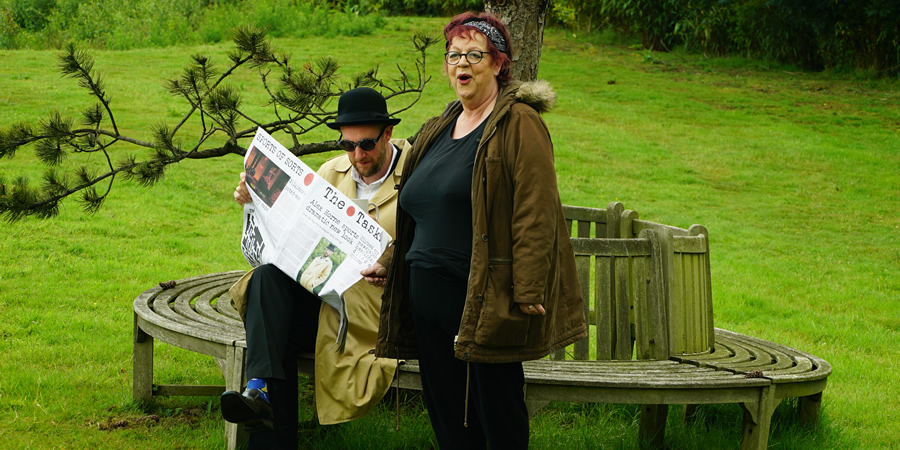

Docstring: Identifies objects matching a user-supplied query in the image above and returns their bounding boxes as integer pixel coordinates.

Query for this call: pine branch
[0,27,438,221]
[0,123,37,158]
[58,43,119,135]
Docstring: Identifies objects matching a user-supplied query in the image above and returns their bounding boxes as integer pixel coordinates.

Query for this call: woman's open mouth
[457,74,472,84]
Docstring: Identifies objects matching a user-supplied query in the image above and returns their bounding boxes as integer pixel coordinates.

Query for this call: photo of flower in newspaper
[244,146,289,207]
[297,238,346,295]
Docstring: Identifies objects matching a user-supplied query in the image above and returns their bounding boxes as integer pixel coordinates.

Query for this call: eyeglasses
[445,50,485,65]
[338,126,386,152]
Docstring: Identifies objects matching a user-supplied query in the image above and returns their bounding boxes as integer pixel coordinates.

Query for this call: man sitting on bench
[223,87,410,448]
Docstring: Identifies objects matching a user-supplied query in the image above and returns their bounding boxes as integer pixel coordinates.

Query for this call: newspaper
[239,128,391,351]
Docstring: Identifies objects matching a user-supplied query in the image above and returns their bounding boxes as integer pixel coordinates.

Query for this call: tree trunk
[484,0,550,82]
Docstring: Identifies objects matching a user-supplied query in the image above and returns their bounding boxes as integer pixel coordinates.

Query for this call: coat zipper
[455,117,500,351]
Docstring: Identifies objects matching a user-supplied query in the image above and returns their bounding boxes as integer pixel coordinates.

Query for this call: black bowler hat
[326,87,401,130]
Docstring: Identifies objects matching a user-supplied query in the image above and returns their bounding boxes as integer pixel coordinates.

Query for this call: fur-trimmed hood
[513,79,556,114]
[438,79,557,120]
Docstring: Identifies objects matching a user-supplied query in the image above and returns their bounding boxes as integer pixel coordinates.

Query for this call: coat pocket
[474,260,531,347]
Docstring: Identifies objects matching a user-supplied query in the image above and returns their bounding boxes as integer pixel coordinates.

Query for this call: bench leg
[523,384,550,417]
[525,399,550,418]
[798,392,822,428]
[223,345,248,450]
[224,421,242,450]
[639,404,668,449]
[740,386,781,450]
[133,314,154,403]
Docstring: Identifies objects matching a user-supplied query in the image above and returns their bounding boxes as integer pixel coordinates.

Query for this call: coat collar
[438,80,557,120]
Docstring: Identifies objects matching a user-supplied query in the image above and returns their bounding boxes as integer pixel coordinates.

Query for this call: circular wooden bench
[133,270,830,450]
[133,202,831,449]
[132,271,249,447]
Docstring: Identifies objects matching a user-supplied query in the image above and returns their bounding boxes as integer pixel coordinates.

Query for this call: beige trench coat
[231,139,409,424]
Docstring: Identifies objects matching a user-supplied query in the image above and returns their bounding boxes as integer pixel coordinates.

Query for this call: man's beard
[357,145,389,177]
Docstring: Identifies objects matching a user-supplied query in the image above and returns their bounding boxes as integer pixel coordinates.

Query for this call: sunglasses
[338,126,387,152]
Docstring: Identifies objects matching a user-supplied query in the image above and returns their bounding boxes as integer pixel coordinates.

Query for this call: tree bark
[484,0,551,82]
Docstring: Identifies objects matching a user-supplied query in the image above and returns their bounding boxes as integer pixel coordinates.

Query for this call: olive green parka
[375,80,587,363]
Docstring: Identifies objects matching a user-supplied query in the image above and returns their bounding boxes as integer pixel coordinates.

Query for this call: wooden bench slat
[570,237,652,257]
[173,285,243,333]
[595,255,614,360]
[398,359,769,389]
[614,255,634,360]
[193,289,243,327]
[562,205,608,223]
[215,291,243,319]
[672,235,707,254]
[136,274,245,345]
[713,329,831,382]
[153,280,245,339]
[573,254,591,360]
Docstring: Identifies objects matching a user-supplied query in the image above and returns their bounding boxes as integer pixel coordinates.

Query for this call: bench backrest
[560,203,714,362]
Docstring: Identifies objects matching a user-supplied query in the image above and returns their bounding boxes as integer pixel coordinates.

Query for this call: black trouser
[408,266,529,450]
[243,264,320,449]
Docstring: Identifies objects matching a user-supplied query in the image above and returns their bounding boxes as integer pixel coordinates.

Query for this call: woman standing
[364,12,586,449]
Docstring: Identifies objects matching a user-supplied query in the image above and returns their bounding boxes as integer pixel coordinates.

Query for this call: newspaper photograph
[239,128,392,351]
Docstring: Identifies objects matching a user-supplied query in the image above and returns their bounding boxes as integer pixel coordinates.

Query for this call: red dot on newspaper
[346,206,355,216]
[304,173,314,186]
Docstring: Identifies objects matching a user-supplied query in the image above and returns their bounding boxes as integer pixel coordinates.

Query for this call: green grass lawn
[1,17,898,448]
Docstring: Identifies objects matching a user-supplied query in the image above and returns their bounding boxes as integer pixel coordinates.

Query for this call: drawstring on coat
[395,356,403,431]
[464,361,470,428]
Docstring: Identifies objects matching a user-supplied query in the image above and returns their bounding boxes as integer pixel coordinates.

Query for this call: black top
[400,120,487,281]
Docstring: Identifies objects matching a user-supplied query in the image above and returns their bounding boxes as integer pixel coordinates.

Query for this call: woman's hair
[444,12,513,83]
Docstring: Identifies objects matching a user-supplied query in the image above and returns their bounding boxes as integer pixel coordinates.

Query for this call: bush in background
[0,4,19,48]
[199,0,384,43]
[549,0,602,34]
[0,0,386,50]
[366,0,480,16]
[2,0,897,77]
[597,0,900,77]
[8,0,54,32]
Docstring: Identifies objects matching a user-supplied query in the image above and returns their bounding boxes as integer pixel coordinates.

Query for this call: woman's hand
[361,262,388,287]
[234,172,251,205]
[519,303,546,315]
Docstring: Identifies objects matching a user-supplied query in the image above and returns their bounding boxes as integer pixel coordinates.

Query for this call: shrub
[2,0,387,50]
[371,0,481,16]
[34,0,207,49]
[0,4,22,49]
[817,0,900,75]
[672,0,732,55]
[549,0,602,33]
[600,0,681,50]
[729,0,830,70]
[10,0,55,32]
[593,0,900,77]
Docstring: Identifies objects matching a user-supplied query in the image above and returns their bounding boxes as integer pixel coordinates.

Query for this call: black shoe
[221,388,274,432]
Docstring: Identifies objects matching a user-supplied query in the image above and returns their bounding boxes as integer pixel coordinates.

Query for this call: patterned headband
[463,20,509,55]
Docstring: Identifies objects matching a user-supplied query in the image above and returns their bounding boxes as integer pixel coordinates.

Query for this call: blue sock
[246,378,270,404]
